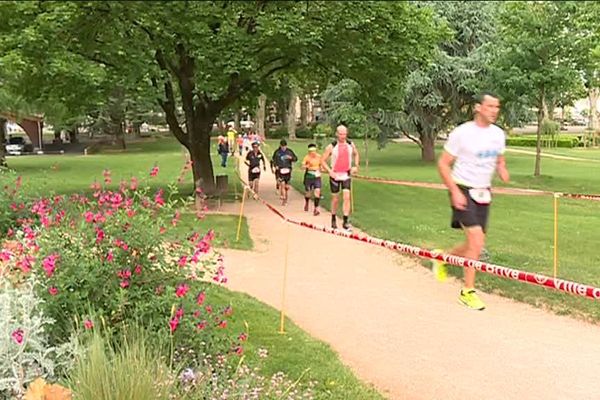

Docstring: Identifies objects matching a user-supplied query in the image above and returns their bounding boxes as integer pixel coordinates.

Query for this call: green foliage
[506,135,579,148]
[67,328,173,400]
[0,278,75,398]
[0,170,27,235]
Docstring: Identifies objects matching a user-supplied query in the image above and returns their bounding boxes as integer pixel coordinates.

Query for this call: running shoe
[313,208,320,216]
[459,289,486,311]
[431,250,447,282]
[342,221,351,231]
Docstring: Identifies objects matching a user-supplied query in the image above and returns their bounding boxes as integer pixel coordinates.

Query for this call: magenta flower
[149,166,159,177]
[205,305,213,314]
[120,280,130,289]
[218,320,227,329]
[169,317,180,333]
[234,346,244,356]
[117,269,132,279]
[193,310,201,318]
[106,251,114,262]
[223,306,233,316]
[154,189,165,207]
[238,333,248,342]
[177,256,188,267]
[11,328,24,345]
[196,291,206,305]
[42,254,59,277]
[175,307,184,319]
[196,321,207,330]
[130,177,139,191]
[84,319,94,330]
[134,264,142,275]
[48,286,58,296]
[95,228,105,243]
[175,284,190,298]
[0,249,11,262]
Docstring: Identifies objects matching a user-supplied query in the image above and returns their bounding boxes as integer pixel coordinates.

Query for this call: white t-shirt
[444,121,506,189]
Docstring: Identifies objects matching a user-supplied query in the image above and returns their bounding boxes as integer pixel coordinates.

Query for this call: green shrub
[506,135,579,148]
[0,171,28,235]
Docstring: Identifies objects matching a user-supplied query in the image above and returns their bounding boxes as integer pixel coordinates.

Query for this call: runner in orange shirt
[301,143,323,215]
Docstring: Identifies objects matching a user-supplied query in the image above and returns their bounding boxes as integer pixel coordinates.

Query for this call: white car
[5,136,33,155]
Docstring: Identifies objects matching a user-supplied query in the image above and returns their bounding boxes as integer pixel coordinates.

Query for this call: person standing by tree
[217,135,229,167]
[271,139,298,205]
[245,141,267,198]
[302,143,323,215]
[435,92,510,311]
[321,125,359,230]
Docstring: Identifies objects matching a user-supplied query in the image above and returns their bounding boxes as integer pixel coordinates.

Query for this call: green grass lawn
[284,139,600,322]
[209,285,384,399]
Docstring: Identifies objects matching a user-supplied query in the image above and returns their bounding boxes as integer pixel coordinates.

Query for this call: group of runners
[239,92,508,311]
[241,125,359,230]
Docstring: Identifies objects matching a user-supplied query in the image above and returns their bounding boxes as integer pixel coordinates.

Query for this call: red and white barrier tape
[234,167,600,300]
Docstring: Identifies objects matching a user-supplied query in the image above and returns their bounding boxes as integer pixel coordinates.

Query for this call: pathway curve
[220,160,600,400]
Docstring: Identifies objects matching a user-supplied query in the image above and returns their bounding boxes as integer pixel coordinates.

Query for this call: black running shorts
[278,173,291,184]
[330,177,351,194]
[451,186,490,233]
[304,175,322,191]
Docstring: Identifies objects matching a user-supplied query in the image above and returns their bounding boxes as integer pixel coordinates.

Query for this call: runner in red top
[321,125,360,230]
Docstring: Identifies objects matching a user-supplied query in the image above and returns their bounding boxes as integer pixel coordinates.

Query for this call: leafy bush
[506,135,579,148]
[1,167,242,358]
[0,277,75,398]
[0,171,28,236]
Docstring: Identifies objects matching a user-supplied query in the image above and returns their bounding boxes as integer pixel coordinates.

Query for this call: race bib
[251,167,261,173]
[468,188,492,205]
[279,168,290,174]
[335,172,349,181]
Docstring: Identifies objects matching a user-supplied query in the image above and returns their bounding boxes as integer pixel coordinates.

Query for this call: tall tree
[495,1,583,176]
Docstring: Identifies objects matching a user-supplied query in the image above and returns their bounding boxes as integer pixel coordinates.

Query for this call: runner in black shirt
[271,139,298,205]
[245,141,267,198]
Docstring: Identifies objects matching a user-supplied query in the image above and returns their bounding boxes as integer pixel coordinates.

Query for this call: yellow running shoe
[459,289,486,311]
[431,250,447,282]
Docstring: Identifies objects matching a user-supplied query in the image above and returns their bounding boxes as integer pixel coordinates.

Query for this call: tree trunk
[234,110,241,131]
[300,93,309,128]
[589,88,599,132]
[534,92,547,177]
[257,94,266,138]
[287,87,297,140]
[133,121,142,138]
[189,130,216,196]
[68,126,79,144]
[0,118,7,167]
[420,134,435,162]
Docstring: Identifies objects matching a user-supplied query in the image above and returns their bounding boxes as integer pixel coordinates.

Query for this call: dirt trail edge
[221,161,600,400]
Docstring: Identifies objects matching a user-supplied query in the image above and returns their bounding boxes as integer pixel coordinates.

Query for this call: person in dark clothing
[217,136,229,167]
[245,141,267,198]
[271,139,298,205]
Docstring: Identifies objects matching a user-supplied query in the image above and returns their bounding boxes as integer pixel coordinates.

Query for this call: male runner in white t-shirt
[436,92,510,310]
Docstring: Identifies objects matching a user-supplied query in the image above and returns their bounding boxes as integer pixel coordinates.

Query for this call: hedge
[506,135,580,148]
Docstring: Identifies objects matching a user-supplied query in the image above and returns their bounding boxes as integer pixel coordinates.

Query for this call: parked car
[5,136,34,155]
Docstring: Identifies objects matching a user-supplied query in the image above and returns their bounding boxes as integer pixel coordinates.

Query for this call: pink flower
[0,250,11,262]
[238,333,248,342]
[205,305,213,314]
[130,177,138,191]
[196,321,207,330]
[234,345,244,356]
[95,228,105,243]
[175,284,189,298]
[218,320,227,329]
[106,251,114,262]
[150,166,159,177]
[11,328,24,345]
[90,181,101,191]
[193,310,201,318]
[171,211,181,227]
[169,317,179,333]
[223,306,233,316]
[175,307,184,319]
[84,319,94,330]
[159,226,167,234]
[48,286,58,296]
[103,169,112,185]
[134,264,142,275]
[177,256,188,267]
[42,254,59,277]
[117,269,132,279]
[154,189,165,207]
[120,280,129,288]
[196,292,206,305]
[126,209,136,218]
